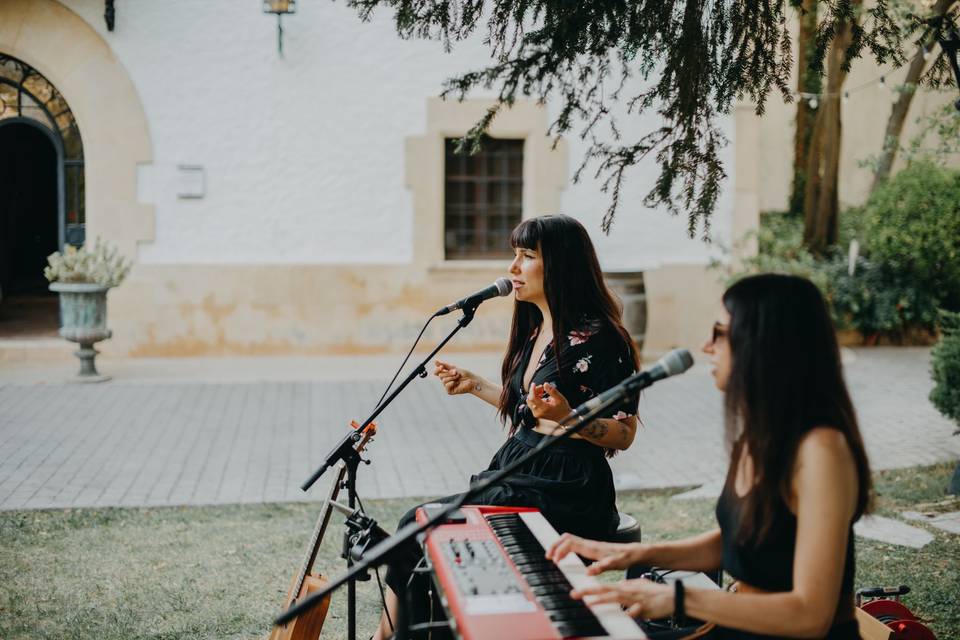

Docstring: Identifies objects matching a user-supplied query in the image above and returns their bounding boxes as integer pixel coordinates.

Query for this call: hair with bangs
[722,273,872,542]
[498,215,639,455]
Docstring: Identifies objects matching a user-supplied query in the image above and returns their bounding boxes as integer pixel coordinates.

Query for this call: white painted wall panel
[62,0,734,267]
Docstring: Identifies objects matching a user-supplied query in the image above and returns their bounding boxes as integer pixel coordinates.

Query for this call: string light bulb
[808,96,818,109]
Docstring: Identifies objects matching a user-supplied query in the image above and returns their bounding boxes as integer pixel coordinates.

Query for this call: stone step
[901,510,960,535]
[854,515,934,549]
[0,338,76,365]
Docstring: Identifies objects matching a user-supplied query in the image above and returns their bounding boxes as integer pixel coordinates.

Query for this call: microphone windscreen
[658,348,694,377]
[495,277,513,296]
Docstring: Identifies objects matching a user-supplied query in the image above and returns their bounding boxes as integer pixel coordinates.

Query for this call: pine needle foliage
[346,0,922,237]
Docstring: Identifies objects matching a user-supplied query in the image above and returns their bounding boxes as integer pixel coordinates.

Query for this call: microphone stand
[276,381,639,635]
[301,305,479,493]
[298,304,479,640]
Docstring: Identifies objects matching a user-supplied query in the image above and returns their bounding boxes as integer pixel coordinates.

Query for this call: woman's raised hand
[434,360,478,396]
[526,382,573,423]
[545,533,642,575]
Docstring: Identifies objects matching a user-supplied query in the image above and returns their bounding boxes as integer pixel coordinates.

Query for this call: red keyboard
[416,505,647,640]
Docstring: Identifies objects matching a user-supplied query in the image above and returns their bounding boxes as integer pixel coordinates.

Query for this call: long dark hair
[497,215,640,442]
[722,274,871,543]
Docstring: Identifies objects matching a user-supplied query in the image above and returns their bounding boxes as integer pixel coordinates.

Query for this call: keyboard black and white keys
[416,505,647,640]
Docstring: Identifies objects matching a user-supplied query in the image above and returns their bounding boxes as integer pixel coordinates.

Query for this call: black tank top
[715,472,856,594]
[713,475,860,639]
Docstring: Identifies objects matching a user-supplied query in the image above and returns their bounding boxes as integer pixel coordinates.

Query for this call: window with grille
[444,137,523,260]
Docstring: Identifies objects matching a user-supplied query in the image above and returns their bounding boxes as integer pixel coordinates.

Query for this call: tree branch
[348,0,919,236]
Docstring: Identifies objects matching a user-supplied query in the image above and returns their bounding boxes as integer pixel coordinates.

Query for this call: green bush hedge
[732,162,960,340]
[828,255,942,337]
[862,162,960,313]
[930,311,960,433]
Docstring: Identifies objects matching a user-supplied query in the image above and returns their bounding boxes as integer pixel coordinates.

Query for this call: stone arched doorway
[0,0,156,352]
[0,52,84,336]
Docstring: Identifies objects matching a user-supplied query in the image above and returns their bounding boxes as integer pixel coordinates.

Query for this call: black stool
[611,512,642,543]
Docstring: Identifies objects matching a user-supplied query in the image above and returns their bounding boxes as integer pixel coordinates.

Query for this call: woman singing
[547,273,871,639]
[374,214,641,639]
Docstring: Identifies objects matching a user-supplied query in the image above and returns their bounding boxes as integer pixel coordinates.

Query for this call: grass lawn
[2,463,958,639]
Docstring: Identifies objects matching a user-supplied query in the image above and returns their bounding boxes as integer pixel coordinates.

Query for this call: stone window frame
[405,98,568,271]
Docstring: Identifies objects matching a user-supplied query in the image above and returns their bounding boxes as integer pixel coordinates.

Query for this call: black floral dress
[384,317,638,616]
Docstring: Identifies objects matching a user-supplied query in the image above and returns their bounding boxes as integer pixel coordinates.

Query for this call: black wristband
[674,580,685,623]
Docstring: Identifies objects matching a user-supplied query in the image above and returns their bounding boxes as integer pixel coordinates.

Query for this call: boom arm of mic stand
[301,306,479,493]
[276,387,631,627]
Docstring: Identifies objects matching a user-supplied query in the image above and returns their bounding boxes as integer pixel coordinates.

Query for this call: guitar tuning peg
[361,458,371,465]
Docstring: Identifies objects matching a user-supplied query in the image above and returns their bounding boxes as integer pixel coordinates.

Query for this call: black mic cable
[374,278,512,409]
[372,311,440,413]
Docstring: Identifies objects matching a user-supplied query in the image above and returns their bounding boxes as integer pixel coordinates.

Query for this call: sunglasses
[711,322,729,344]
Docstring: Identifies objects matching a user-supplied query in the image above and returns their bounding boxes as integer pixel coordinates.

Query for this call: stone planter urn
[49,282,113,382]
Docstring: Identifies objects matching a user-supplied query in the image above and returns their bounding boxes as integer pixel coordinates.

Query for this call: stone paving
[902,509,960,535]
[0,347,957,511]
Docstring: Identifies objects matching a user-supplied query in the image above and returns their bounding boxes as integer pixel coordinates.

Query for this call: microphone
[436,277,513,316]
[575,348,694,414]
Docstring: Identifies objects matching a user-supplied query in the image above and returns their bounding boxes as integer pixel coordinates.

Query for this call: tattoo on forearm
[474,382,482,392]
[619,423,631,444]
[582,420,609,440]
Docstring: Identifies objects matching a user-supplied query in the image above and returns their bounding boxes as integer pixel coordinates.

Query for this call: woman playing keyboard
[547,273,871,640]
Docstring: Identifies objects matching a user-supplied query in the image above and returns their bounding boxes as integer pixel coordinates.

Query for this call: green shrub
[731,164,960,339]
[756,209,863,258]
[827,256,941,336]
[930,311,960,433]
[729,213,935,337]
[862,162,960,313]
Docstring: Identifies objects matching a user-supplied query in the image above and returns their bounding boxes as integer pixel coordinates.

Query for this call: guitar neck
[289,423,376,601]
[291,463,346,598]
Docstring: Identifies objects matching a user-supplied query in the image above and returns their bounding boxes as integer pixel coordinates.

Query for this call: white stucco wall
[563,101,735,273]
[59,0,734,269]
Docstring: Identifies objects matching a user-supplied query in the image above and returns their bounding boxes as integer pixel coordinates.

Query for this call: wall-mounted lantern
[104,0,115,31]
[263,0,296,57]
